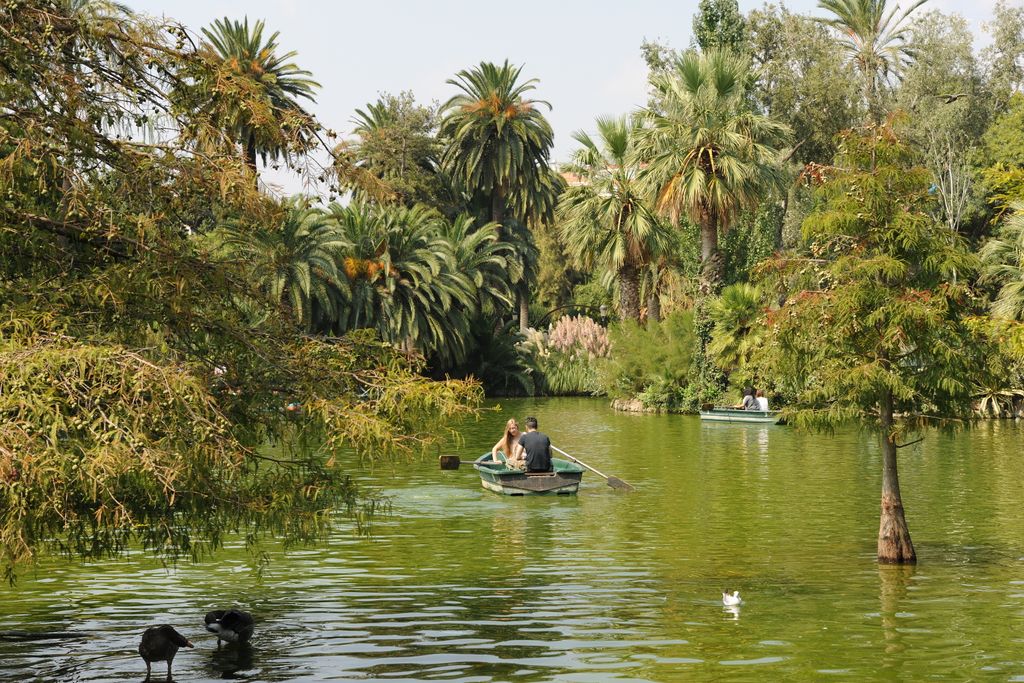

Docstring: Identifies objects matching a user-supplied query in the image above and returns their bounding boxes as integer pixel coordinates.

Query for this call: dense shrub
[596,311,696,410]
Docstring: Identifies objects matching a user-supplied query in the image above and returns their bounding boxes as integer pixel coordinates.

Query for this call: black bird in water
[204,609,255,647]
[139,625,194,682]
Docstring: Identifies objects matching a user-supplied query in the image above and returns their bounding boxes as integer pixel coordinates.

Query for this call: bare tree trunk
[619,264,641,321]
[878,391,916,564]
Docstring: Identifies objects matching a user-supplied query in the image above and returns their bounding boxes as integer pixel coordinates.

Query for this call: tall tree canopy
[439,60,560,329]
[638,48,790,296]
[692,0,747,52]
[334,92,445,208]
[748,6,860,165]
[816,0,928,121]
[185,16,320,180]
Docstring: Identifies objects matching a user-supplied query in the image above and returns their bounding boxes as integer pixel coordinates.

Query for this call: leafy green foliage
[748,6,861,165]
[756,126,982,434]
[0,2,480,578]
[977,95,1024,219]
[596,312,696,409]
[981,0,1024,103]
[334,92,446,208]
[980,203,1024,320]
[692,0,747,52]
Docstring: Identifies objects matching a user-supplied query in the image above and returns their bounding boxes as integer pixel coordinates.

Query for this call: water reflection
[1,399,1023,682]
[878,564,915,680]
[206,642,254,679]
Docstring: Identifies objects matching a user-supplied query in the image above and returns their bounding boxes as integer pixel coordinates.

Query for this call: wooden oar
[550,445,635,492]
[439,455,502,470]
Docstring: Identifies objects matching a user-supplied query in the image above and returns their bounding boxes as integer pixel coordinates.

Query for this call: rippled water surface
[3,398,1024,682]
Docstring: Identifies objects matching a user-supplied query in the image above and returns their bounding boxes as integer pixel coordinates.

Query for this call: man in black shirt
[515,416,552,472]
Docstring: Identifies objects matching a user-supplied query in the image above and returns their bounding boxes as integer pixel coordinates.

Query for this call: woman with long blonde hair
[491,418,523,468]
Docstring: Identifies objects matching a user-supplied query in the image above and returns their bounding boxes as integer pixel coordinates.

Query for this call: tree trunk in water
[518,290,529,332]
[619,264,640,322]
[647,290,661,323]
[878,392,916,564]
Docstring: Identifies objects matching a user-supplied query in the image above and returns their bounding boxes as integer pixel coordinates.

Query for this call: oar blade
[606,476,636,492]
[439,455,461,470]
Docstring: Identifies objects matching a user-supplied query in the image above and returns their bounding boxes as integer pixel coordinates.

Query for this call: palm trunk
[244,137,259,186]
[864,64,883,126]
[777,195,788,251]
[491,185,506,231]
[518,290,529,331]
[878,391,916,564]
[699,213,724,297]
[494,184,525,330]
[619,264,641,321]
[647,290,661,323]
[695,209,726,402]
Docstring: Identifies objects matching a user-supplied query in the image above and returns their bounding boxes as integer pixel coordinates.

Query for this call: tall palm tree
[981,203,1024,320]
[637,48,790,297]
[817,0,927,121]
[213,197,349,330]
[439,60,559,330]
[558,116,670,321]
[197,17,320,179]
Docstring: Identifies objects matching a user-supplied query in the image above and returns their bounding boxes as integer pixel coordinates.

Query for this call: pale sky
[125,0,1002,194]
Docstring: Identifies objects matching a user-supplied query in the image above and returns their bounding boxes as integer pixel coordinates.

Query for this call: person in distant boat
[755,389,769,411]
[734,387,758,410]
[491,418,524,468]
[514,416,553,472]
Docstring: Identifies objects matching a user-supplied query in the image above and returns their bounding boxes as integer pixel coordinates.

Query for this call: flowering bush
[515,316,610,395]
[547,316,611,359]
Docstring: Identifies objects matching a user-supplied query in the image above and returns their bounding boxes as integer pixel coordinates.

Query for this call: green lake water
[2,397,1024,682]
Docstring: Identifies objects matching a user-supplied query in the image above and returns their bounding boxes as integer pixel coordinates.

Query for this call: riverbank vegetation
[3,0,1024,571]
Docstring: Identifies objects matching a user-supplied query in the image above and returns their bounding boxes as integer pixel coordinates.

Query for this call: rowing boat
[699,407,783,424]
[472,453,584,496]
